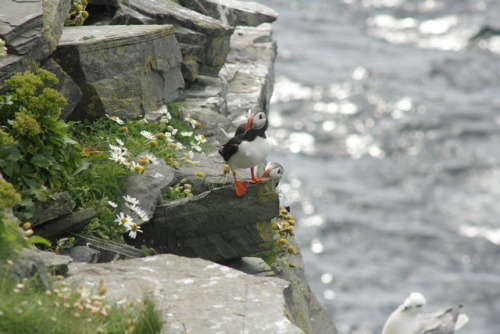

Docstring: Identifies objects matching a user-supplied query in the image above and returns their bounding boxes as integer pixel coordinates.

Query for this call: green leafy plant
[66,102,208,242]
[0,69,85,221]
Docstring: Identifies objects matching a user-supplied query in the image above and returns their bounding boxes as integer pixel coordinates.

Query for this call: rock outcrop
[179,0,278,27]
[0,0,71,83]
[65,254,303,334]
[132,181,279,262]
[52,25,184,120]
[0,1,338,333]
[111,0,234,77]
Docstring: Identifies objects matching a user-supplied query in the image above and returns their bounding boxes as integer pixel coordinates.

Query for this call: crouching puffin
[219,109,272,197]
[260,162,284,188]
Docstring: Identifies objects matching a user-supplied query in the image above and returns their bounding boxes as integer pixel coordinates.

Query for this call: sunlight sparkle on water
[459,225,500,245]
[301,215,324,227]
[367,14,468,51]
[323,290,336,300]
[271,76,313,103]
[321,273,334,284]
[288,132,315,154]
[311,239,325,253]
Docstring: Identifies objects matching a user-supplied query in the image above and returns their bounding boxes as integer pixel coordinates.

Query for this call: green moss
[0,177,21,211]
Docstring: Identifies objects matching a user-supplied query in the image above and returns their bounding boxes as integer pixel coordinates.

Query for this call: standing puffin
[219,110,272,197]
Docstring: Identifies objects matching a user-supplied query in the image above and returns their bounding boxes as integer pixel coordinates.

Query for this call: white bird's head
[401,292,427,313]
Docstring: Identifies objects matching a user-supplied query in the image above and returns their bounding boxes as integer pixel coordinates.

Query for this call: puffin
[219,110,272,197]
[260,161,284,188]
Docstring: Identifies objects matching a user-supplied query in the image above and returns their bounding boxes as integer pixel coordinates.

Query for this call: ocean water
[254,0,500,333]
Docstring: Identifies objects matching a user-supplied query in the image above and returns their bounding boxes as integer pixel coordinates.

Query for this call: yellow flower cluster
[272,205,297,257]
[12,113,41,137]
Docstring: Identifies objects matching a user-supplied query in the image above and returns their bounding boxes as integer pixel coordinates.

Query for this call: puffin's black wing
[234,123,246,136]
[218,135,243,162]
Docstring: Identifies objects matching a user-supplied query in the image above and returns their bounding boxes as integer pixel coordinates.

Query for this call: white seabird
[382,292,469,334]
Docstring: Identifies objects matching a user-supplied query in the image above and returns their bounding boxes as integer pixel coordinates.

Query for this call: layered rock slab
[51,25,184,120]
[111,0,234,77]
[179,0,278,27]
[65,254,303,333]
[0,0,71,82]
[131,180,279,262]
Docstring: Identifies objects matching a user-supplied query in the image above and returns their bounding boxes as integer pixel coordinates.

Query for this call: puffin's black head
[244,108,268,132]
[261,162,284,187]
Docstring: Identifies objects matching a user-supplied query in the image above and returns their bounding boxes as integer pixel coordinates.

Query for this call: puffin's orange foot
[250,177,267,184]
[234,180,248,197]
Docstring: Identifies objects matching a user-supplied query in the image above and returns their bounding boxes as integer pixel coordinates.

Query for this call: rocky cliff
[0,1,336,333]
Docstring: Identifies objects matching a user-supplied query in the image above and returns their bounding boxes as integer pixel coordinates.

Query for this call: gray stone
[64,254,303,334]
[51,25,184,120]
[34,249,72,276]
[33,208,96,239]
[144,104,171,122]
[181,55,199,82]
[179,0,278,27]
[0,0,71,82]
[184,102,233,146]
[9,248,50,289]
[172,153,237,194]
[0,0,43,56]
[32,192,75,227]
[73,233,143,262]
[41,0,73,54]
[111,4,154,25]
[223,24,277,117]
[124,155,176,222]
[226,256,275,277]
[61,246,101,263]
[130,180,279,261]
[174,27,206,83]
[174,26,207,46]
[271,238,338,334]
[185,74,226,100]
[112,0,234,77]
[41,58,82,120]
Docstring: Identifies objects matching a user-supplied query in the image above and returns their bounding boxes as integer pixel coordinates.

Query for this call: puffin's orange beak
[244,115,254,130]
[260,169,270,178]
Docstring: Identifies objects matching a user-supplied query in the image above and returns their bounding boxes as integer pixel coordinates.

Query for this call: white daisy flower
[194,134,207,143]
[190,142,202,152]
[106,114,124,125]
[164,132,175,142]
[125,223,142,239]
[166,126,178,135]
[122,195,140,206]
[184,116,198,129]
[175,142,184,151]
[114,212,133,226]
[180,131,193,137]
[140,130,156,140]
[109,151,127,165]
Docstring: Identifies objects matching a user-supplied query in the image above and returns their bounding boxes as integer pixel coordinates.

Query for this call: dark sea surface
[252,0,500,333]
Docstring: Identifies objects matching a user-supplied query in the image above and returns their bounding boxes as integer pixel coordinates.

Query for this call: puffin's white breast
[228,137,271,170]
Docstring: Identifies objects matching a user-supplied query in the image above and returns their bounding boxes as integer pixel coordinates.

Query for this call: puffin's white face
[268,165,284,180]
[250,112,267,130]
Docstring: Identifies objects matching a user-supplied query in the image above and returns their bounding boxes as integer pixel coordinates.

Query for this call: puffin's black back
[218,127,266,162]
